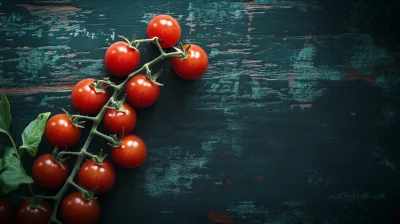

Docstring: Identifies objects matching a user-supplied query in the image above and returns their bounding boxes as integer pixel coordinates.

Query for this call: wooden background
[1,0,400,223]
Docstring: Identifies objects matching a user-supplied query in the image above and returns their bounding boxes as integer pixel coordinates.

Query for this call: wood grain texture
[1,0,400,223]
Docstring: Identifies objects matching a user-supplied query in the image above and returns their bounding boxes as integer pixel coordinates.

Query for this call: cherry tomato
[45,114,81,149]
[147,14,181,48]
[172,44,209,80]
[15,199,52,224]
[71,78,109,115]
[125,74,160,108]
[104,41,140,77]
[103,103,137,135]
[32,153,68,190]
[111,134,147,168]
[0,198,13,224]
[77,159,116,194]
[60,192,100,224]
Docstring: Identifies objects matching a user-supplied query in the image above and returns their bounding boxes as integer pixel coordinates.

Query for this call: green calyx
[118,35,139,51]
[62,108,85,128]
[92,149,107,165]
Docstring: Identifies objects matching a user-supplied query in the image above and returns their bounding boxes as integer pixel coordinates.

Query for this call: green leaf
[0,95,11,135]
[0,147,33,194]
[20,112,51,157]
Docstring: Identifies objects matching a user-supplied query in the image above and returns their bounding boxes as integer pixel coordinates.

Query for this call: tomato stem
[36,195,56,200]
[83,151,97,158]
[58,151,82,157]
[68,180,89,194]
[153,37,165,55]
[34,37,186,224]
[71,114,96,122]
[92,130,118,145]
[144,65,152,76]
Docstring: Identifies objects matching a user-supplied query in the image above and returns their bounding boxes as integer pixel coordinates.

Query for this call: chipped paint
[350,37,394,75]
[227,201,267,215]
[0,85,73,95]
[16,47,60,76]
[0,6,115,44]
[40,95,71,108]
[327,191,385,202]
[144,146,209,197]
[0,13,25,36]
[187,2,246,24]
[369,145,397,171]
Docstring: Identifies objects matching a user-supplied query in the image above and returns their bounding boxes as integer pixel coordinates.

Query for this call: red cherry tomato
[32,153,68,190]
[103,103,137,135]
[147,14,181,48]
[77,159,116,194]
[44,114,81,149]
[172,44,209,80]
[0,198,13,224]
[125,74,160,108]
[60,192,100,224]
[104,41,140,77]
[15,200,52,224]
[71,78,109,115]
[111,134,147,168]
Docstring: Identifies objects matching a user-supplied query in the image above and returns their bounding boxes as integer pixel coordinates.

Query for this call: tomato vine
[0,14,209,224]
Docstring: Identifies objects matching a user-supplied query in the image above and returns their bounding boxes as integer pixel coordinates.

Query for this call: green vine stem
[38,37,185,224]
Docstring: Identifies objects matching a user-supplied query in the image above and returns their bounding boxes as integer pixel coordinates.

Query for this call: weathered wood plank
[1,0,400,223]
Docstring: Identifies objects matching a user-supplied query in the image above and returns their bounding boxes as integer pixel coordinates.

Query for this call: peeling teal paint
[292,45,316,70]
[71,28,115,41]
[1,12,23,23]
[35,29,43,38]
[40,95,71,108]
[141,12,158,24]
[290,81,325,103]
[0,13,26,36]
[256,0,278,4]
[369,146,397,171]
[227,201,267,215]
[144,146,209,197]
[76,59,104,76]
[350,37,394,75]
[209,48,219,58]
[17,48,60,77]
[201,139,217,153]
[227,201,306,224]
[186,2,246,24]
[327,191,385,202]
[375,70,400,91]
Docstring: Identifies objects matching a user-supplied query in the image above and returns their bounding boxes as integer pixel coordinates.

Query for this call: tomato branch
[1,14,209,224]
[37,37,185,224]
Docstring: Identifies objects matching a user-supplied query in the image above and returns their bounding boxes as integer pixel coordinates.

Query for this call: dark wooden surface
[1,0,400,223]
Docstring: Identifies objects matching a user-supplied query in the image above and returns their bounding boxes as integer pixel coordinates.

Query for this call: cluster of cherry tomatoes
[0,14,208,224]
